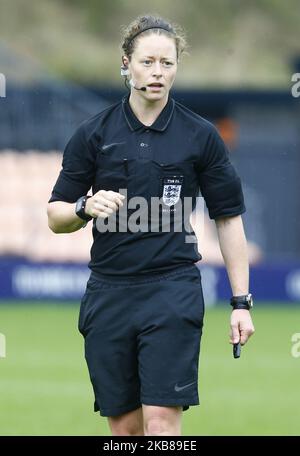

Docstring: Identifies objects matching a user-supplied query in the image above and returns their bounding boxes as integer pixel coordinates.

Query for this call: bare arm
[47,201,86,234]
[215,214,249,296]
[215,214,255,346]
[47,190,125,234]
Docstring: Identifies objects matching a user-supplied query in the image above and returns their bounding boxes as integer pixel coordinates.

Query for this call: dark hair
[120,14,188,62]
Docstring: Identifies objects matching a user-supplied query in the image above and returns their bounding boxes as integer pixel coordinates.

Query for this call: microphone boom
[129,79,147,91]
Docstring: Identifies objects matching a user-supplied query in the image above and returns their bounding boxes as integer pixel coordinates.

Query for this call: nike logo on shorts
[174,381,196,392]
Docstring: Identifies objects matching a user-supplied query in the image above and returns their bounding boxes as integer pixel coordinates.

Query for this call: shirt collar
[122,93,175,132]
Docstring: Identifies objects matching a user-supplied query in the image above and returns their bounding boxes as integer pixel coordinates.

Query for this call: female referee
[47,14,255,436]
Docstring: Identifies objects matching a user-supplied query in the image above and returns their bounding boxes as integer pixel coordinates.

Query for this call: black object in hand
[233,342,241,359]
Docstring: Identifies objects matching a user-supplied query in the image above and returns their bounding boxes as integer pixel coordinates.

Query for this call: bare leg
[142,405,183,436]
[107,406,144,436]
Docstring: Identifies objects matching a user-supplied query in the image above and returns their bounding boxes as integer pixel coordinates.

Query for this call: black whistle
[233,342,241,359]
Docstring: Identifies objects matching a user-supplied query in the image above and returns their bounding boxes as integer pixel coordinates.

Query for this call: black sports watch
[75,195,92,222]
[230,293,253,310]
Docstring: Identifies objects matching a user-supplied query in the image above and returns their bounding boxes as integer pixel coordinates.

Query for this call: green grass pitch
[0,302,299,436]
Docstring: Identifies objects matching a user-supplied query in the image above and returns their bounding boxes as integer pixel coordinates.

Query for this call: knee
[112,427,143,436]
[110,421,144,436]
[143,407,182,436]
[108,409,144,436]
[145,416,170,436]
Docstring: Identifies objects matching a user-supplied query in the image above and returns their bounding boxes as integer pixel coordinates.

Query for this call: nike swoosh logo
[174,381,196,392]
[101,142,125,151]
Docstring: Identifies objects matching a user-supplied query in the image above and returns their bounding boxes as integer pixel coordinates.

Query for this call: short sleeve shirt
[49,94,245,275]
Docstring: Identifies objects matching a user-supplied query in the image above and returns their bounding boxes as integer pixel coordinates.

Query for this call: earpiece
[121,65,130,77]
[121,59,146,91]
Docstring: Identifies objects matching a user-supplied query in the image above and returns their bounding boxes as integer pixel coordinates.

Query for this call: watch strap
[230,293,253,310]
[231,303,251,310]
[76,195,93,222]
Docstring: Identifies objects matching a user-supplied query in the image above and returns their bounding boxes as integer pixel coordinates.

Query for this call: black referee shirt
[49,93,245,276]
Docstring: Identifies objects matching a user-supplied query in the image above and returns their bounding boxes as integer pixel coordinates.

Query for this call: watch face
[75,199,81,212]
[247,293,253,307]
[75,196,86,217]
[76,197,84,213]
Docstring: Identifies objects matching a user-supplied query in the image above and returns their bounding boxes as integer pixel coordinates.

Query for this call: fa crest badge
[162,176,184,206]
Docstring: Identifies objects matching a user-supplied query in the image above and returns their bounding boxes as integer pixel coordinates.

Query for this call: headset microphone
[121,64,147,91]
[129,79,147,92]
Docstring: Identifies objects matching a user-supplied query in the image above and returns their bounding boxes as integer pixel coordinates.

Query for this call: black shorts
[78,263,205,417]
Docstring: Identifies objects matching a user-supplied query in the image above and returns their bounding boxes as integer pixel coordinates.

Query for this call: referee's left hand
[229,309,255,346]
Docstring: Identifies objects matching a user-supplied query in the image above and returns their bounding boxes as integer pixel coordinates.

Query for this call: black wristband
[75,195,93,222]
[231,303,251,310]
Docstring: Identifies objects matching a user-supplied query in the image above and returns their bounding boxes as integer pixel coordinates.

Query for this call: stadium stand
[0,150,92,261]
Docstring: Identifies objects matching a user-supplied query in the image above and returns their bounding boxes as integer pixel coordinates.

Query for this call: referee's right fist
[85,190,125,219]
